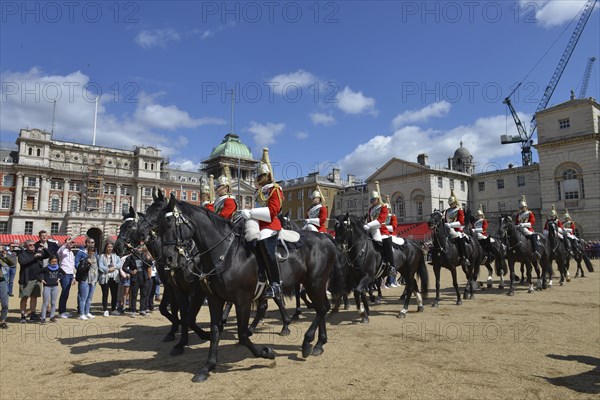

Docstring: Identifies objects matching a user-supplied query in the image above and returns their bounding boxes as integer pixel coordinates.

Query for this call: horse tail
[583,253,594,272]
[328,248,346,297]
[417,250,429,298]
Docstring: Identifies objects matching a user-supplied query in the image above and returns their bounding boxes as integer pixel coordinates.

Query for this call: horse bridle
[337,219,368,268]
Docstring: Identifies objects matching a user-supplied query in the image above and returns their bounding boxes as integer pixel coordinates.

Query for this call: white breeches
[448,229,465,239]
[303,224,318,232]
[368,227,382,242]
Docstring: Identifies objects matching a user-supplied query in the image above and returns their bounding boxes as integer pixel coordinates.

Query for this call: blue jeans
[78,282,96,316]
[0,280,8,321]
[7,267,16,296]
[58,274,74,314]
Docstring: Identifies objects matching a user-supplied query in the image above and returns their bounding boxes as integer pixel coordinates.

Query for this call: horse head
[114,206,140,256]
[428,210,444,232]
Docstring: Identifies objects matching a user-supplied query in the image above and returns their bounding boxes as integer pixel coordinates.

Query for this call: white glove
[474,228,482,233]
[520,222,531,228]
[445,223,452,229]
[240,209,252,220]
[306,218,319,225]
[365,220,381,230]
[363,224,369,231]
[449,221,461,228]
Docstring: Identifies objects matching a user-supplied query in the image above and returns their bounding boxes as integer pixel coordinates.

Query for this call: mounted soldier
[363,181,396,276]
[443,189,470,267]
[473,204,492,263]
[303,186,328,233]
[240,148,284,298]
[514,195,541,260]
[562,209,578,255]
[384,195,398,236]
[213,168,237,220]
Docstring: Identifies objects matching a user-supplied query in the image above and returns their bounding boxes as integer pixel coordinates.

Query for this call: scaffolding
[85,153,105,211]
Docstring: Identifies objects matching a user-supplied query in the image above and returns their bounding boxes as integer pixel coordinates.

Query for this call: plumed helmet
[448,189,458,206]
[384,195,392,209]
[477,204,484,218]
[519,195,527,209]
[216,175,229,188]
[564,209,571,220]
[201,184,210,194]
[549,204,557,218]
[255,148,274,183]
[309,190,321,200]
[370,191,380,201]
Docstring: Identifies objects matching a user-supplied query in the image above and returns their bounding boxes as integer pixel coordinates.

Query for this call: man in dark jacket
[18,240,49,322]
[122,246,150,316]
[35,230,60,264]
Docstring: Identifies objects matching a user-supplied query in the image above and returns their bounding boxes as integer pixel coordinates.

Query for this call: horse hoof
[170,346,185,356]
[261,346,275,359]
[397,312,406,319]
[302,343,313,358]
[519,279,525,285]
[456,300,462,306]
[487,283,493,289]
[360,316,369,324]
[162,334,176,342]
[560,281,565,286]
[291,311,301,320]
[280,328,291,337]
[373,298,382,305]
[431,302,439,308]
[507,290,514,297]
[498,285,504,290]
[417,305,425,313]
[192,373,209,383]
[528,288,534,294]
[312,345,324,356]
[566,277,571,283]
[400,294,406,300]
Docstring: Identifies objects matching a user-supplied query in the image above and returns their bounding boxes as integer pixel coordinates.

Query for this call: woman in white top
[98,242,122,317]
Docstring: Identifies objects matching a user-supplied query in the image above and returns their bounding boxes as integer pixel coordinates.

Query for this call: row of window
[478,175,526,192]
[437,177,466,191]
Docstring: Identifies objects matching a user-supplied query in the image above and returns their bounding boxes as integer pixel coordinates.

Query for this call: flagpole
[92,96,98,146]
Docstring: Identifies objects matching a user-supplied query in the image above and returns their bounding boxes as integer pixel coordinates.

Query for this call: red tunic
[216,197,237,220]
[316,206,328,233]
[444,207,465,232]
[256,183,283,231]
[368,204,390,236]
[204,203,214,212]
[543,219,563,231]
[515,210,535,232]
[390,214,399,236]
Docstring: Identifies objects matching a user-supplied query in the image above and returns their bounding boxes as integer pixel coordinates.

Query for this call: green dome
[209,133,253,159]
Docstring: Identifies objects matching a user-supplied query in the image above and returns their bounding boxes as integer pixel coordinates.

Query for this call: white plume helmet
[448,189,458,206]
[255,147,274,183]
[477,204,484,218]
[549,204,557,218]
[216,175,229,188]
[564,208,571,220]
[201,184,210,194]
[309,190,321,200]
[519,195,527,209]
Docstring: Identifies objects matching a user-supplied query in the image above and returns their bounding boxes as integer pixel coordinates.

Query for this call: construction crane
[579,56,597,98]
[501,0,597,166]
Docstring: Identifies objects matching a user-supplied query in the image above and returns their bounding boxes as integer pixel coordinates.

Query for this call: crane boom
[579,56,597,98]
[529,0,598,136]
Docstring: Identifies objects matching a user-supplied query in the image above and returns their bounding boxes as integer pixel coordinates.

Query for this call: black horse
[479,236,510,289]
[546,220,570,286]
[157,193,344,382]
[427,210,482,306]
[498,215,549,295]
[334,213,428,321]
[114,194,209,356]
[569,237,595,278]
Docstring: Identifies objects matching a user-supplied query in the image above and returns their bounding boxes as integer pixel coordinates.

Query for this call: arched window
[28,147,33,156]
[104,201,113,214]
[395,196,405,219]
[562,169,580,200]
[36,149,41,157]
[557,166,584,202]
[121,201,129,214]
[69,196,80,212]
[50,196,60,212]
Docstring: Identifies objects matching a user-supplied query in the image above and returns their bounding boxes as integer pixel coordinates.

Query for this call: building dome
[453,141,471,159]
[209,133,253,159]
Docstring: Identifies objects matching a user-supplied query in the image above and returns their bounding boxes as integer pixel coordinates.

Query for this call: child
[41,256,65,323]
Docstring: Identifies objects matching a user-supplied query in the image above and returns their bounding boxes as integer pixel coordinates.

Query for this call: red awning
[0,234,93,247]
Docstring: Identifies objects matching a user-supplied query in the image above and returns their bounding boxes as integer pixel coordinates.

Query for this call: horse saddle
[278,229,300,243]
[391,236,405,248]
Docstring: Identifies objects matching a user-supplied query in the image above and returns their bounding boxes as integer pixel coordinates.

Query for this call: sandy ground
[1,260,599,400]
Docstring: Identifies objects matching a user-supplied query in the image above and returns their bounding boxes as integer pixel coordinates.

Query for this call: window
[438,200,444,211]
[460,180,465,191]
[50,197,60,212]
[150,163,154,170]
[498,202,506,212]
[297,207,303,220]
[437,177,443,188]
[191,192,198,201]
[69,181,81,191]
[121,186,131,196]
[497,179,504,189]
[478,181,485,192]
[28,147,32,156]
[2,175,14,187]
[25,196,35,210]
[143,187,152,196]
[190,178,197,183]
[0,221,8,233]
[181,191,187,201]
[69,198,79,211]
[563,169,580,200]
[50,179,63,190]
[50,222,59,235]
[121,202,129,214]
[517,175,525,187]
[559,118,570,129]
[416,201,423,216]
[24,221,33,234]
[104,201,113,213]
[104,184,116,194]
[449,179,454,190]
[144,162,148,170]
[245,196,253,208]
[36,149,41,157]
[1,195,10,209]
[557,181,562,201]
[180,176,187,182]
[297,191,302,200]
[26,177,36,187]
[395,197,405,218]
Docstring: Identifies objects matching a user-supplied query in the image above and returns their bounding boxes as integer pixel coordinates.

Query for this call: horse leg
[343,293,350,310]
[360,291,370,324]
[160,286,179,342]
[192,298,226,383]
[273,295,292,336]
[533,261,543,291]
[432,265,441,307]
[526,262,534,293]
[486,264,493,289]
[248,298,268,336]
[507,260,515,296]
[236,300,275,361]
[520,263,526,284]
[450,267,462,305]
[188,291,210,341]
[221,302,233,325]
[170,291,189,356]
[292,284,302,320]
[353,290,362,316]
[415,291,424,312]
[397,273,414,319]
[309,290,331,356]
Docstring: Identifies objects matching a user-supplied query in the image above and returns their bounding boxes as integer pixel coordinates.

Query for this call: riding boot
[459,237,470,267]
[382,237,396,276]
[258,235,281,298]
[529,234,541,260]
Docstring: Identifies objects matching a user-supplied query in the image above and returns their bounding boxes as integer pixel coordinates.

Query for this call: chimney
[332,168,340,183]
[448,157,453,170]
[347,174,355,186]
[417,153,429,167]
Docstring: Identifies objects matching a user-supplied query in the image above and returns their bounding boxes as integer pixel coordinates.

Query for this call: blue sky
[1,1,598,180]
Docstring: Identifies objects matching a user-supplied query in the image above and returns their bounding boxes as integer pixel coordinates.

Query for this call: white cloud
[335,86,377,115]
[169,159,201,172]
[392,101,451,128]
[295,131,308,140]
[0,68,225,157]
[197,21,236,39]
[268,69,319,96]
[338,114,528,179]
[135,28,180,48]
[246,121,285,148]
[519,0,594,28]
[310,112,336,126]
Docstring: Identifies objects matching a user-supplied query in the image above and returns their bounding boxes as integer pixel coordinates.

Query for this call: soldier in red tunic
[474,204,492,263]
[214,174,237,220]
[303,188,328,233]
[443,190,470,267]
[514,195,540,259]
[240,148,283,298]
[562,209,578,256]
[363,185,395,275]
[384,195,399,236]
[543,205,572,255]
